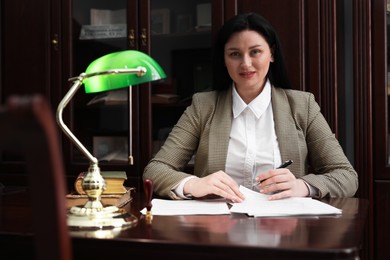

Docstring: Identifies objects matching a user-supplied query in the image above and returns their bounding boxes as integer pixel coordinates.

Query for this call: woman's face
[224,30,273,97]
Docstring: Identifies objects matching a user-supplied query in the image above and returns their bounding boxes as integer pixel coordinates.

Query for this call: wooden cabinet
[0,0,226,190]
[372,0,390,259]
[0,0,62,184]
[140,0,215,172]
[62,0,140,188]
[61,0,223,189]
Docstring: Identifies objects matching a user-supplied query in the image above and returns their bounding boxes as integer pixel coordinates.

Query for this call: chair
[0,95,72,260]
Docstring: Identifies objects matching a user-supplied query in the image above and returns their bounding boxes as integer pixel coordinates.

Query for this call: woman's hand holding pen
[183,171,245,203]
[254,161,309,200]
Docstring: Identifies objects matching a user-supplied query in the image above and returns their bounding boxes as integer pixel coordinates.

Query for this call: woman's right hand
[183,171,245,202]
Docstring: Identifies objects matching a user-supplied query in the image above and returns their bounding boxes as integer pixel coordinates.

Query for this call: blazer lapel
[206,87,303,176]
[271,87,302,175]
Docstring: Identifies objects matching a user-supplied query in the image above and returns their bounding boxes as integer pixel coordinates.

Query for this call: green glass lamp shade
[83,50,166,93]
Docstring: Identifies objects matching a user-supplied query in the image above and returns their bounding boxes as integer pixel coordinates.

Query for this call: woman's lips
[239,71,255,78]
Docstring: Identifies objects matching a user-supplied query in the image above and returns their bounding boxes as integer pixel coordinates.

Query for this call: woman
[143,12,358,202]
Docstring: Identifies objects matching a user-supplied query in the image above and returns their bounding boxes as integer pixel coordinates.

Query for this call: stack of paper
[141,186,342,217]
[229,186,342,217]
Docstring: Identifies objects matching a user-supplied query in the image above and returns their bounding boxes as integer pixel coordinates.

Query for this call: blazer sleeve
[293,92,359,197]
[143,92,213,199]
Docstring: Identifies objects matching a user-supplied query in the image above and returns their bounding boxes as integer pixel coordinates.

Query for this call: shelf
[151,30,211,38]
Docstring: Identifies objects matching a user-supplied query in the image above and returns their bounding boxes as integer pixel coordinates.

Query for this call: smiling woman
[223,30,274,103]
[143,12,358,203]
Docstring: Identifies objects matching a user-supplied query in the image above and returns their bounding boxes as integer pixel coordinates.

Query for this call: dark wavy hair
[212,12,291,91]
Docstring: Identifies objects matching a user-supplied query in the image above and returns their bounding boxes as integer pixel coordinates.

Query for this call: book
[66,187,135,209]
[74,171,127,195]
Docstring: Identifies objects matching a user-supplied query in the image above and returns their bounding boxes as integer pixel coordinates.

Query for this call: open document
[140,186,341,217]
[230,186,342,217]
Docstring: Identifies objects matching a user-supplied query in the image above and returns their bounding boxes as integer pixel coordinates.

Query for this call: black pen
[276,159,293,169]
[252,160,293,187]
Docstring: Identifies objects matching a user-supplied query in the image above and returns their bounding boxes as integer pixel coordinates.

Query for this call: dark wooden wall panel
[236,0,339,134]
[371,0,390,259]
[1,0,51,99]
[237,0,304,92]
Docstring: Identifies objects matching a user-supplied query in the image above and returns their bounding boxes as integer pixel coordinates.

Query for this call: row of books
[74,171,127,195]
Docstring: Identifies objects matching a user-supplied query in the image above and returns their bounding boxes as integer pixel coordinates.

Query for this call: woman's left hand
[254,168,309,200]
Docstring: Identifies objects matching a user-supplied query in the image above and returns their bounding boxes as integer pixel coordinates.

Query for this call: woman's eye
[229,52,241,57]
[251,49,261,55]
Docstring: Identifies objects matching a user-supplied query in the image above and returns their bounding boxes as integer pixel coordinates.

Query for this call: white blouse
[225,80,282,190]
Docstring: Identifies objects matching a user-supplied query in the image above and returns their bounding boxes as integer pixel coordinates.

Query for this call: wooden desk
[0,187,368,260]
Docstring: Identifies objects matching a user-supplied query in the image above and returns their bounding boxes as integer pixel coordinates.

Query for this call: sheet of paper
[140,198,230,216]
[230,186,342,217]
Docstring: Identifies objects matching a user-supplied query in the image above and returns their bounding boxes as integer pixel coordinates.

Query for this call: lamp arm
[56,67,146,166]
[86,67,147,78]
[68,67,146,82]
[56,75,98,164]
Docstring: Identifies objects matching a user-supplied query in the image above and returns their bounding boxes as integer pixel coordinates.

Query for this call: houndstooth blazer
[143,86,358,199]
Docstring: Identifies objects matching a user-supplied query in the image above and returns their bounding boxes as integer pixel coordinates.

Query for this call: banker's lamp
[56,50,166,229]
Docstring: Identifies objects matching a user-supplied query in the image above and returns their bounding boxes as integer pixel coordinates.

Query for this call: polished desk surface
[0,187,368,260]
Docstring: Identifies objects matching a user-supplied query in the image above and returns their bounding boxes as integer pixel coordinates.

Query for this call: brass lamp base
[65,164,138,230]
[67,206,137,230]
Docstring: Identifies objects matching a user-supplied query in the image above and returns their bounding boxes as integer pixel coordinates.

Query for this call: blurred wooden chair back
[0,95,72,260]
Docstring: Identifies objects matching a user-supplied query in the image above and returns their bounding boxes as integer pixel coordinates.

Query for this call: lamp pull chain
[128,87,134,165]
